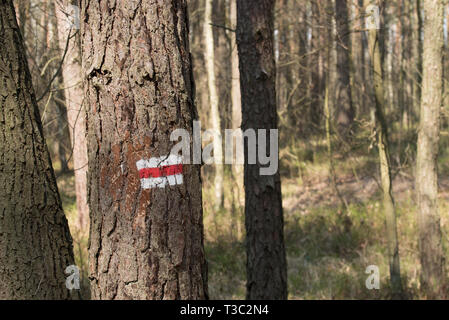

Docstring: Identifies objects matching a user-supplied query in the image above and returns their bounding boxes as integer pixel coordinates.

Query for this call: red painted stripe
[139,164,183,179]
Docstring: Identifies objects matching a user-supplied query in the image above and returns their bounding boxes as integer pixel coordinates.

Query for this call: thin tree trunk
[15,0,29,39]
[366,0,402,297]
[0,0,75,299]
[230,0,243,238]
[50,1,70,175]
[412,0,423,119]
[204,0,224,211]
[309,1,324,134]
[416,0,445,299]
[236,0,287,300]
[55,0,89,231]
[335,0,355,138]
[327,0,348,211]
[81,0,208,299]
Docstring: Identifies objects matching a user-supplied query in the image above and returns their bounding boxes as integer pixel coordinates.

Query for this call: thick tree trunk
[335,0,355,138]
[236,0,287,300]
[367,2,403,296]
[416,0,445,299]
[55,0,89,231]
[81,0,208,299]
[0,0,75,299]
[204,0,224,211]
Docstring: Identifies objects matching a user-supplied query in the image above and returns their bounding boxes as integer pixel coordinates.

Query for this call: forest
[0,0,448,301]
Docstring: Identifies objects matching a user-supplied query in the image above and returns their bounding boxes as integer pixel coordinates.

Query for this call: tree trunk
[236,0,287,299]
[81,0,208,299]
[55,0,89,231]
[230,0,243,238]
[367,0,403,297]
[15,0,29,39]
[416,0,445,299]
[204,0,224,211]
[0,0,75,299]
[50,1,71,175]
[368,1,402,296]
[308,0,325,134]
[335,0,355,138]
[412,0,423,119]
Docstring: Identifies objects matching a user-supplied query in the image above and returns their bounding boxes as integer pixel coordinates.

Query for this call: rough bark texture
[416,0,445,299]
[55,0,90,231]
[236,0,287,300]
[367,4,403,296]
[335,0,354,137]
[81,0,208,299]
[0,0,75,299]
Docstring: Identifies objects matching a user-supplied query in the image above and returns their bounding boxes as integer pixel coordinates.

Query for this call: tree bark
[55,0,90,231]
[0,0,75,299]
[236,0,287,300]
[81,0,208,299]
[416,0,445,299]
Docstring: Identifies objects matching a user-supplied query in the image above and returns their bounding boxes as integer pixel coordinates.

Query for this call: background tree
[335,0,355,138]
[366,0,402,296]
[237,0,287,299]
[204,0,224,211]
[230,0,244,239]
[55,0,89,231]
[416,0,445,299]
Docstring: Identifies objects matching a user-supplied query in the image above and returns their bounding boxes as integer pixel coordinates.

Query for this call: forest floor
[55,134,449,300]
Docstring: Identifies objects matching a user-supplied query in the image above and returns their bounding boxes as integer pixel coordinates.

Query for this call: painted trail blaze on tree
[137,155,184,189]
[82,0,208,299]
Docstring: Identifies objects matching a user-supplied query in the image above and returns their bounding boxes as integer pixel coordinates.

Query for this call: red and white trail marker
[136,154,183,189]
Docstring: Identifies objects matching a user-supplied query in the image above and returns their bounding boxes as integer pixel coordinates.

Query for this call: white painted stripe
[136,159,147,171]
[141,177,167,189]
[137,154,183,169]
